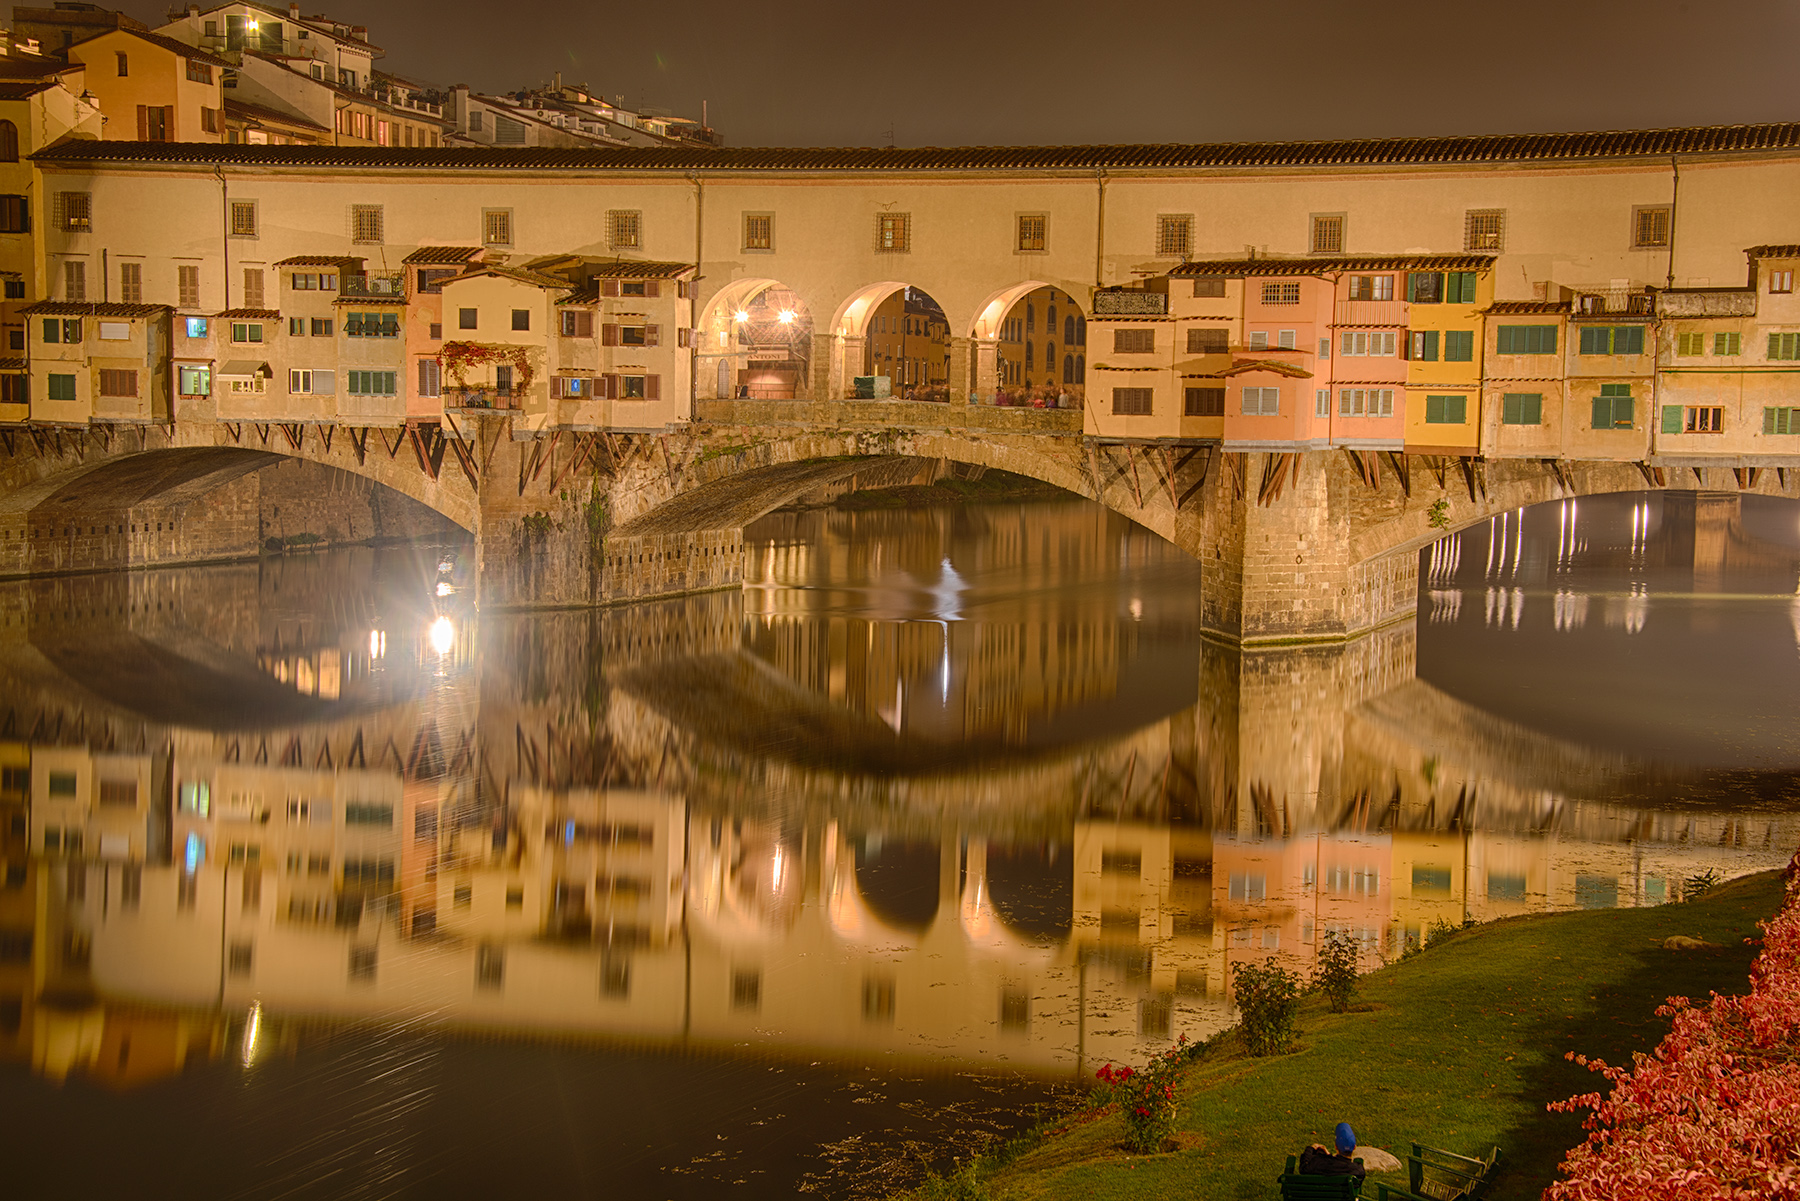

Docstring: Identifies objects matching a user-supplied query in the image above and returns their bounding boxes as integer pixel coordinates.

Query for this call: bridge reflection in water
[0,495,1796,1100]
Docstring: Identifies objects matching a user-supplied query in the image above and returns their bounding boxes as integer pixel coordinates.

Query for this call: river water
[0,490,1796,1199]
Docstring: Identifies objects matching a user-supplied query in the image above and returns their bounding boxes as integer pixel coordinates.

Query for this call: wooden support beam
[1158,445,1179,510]
[223,421,242,444]
[319,424,333,454]
[349,426,368,466]
[1459,456,1479,502]
[380,426,404,459]
[279,423,303,452]
[253,422,270,445]
[1225,451,1246,500]
[1176,445,1214,510]
[1124,445,1144,509]
[1385,450,1411,497]
[1257,452,1295,506]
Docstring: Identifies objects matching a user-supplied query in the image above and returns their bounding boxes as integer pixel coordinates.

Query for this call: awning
[216,360,269,379]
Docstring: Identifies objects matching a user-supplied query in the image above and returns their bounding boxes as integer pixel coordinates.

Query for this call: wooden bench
[1373,1144,1502,1201]
[1278,1153,1365,1200]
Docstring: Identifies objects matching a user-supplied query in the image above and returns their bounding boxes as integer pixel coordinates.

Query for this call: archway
[697,278,814,400]
[832,281,954,402]
[970,282,1087,409]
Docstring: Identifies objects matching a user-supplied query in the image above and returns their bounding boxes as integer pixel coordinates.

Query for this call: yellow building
[865,286,949,398]
[1401,261,1492,453]
[64,28,227,143]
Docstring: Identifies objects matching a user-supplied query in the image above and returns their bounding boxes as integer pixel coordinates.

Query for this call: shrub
[1094,1036,1189,1153]
[1314,930,1360,1013]
[1232,960,1302,1056]
[1427,498,1451,529]
[910,1159,987,1201]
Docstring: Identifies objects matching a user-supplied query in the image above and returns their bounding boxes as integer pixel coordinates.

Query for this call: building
[865,285,948,398]
[62,26,228,142]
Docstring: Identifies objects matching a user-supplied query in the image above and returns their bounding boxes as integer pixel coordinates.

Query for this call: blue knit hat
[1335,1123,1357,1153]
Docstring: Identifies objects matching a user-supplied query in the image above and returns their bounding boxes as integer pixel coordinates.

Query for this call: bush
[1314,930,1360,1013]
[910,1159,987,1201]
[1094,1036,1189,1153]
[1232,960,1302,1056]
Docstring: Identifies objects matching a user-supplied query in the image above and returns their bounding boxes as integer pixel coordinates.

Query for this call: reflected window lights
[239,1001,262,1067]
[183,832,203,872]
[178,781,210,817]
[369,629,386,659]
[429,616,455,655]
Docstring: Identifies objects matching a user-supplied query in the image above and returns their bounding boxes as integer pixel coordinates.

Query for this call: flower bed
[1546,849,1800,1200]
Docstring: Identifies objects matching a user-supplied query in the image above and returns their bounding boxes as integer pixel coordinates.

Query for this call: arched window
[1047,342,1056,372]
[1026,302,1035,334]
[1025,340,1034,369]
[1077,354,1085,382]
[1047,302,1057,329]
[0,121,17,162]
[1063,354,1074,384]
[1063,314,1075,344]
[1076,315,1087,346]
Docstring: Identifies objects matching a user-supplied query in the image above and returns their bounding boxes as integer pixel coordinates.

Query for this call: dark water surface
[1,494,1796,1199]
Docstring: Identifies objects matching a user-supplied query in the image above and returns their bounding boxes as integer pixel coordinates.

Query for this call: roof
[0,79,60,100]
[214,308,281,319]
[21,301,166,317]
[583,259,696,278]
[1217,357,1314,379]
[0,356,27,370]
[275,254,363,266]
[69,28,234,70]
[1746,245,1800,259]
[224,97,331,134]
[1483,300,1572,315]
[30,120,1800,173]
[1171,254,1496,277]
[447,263,572,289]
[217,359,271,378]
[403,245,482,264]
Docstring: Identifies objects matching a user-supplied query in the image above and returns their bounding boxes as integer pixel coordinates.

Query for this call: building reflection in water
[1,493,1798,1101]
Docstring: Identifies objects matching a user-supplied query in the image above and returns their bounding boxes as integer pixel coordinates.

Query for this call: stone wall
[257,459,464,551]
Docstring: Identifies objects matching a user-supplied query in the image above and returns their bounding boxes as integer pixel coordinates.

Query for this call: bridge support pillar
[812,332,842,403]
[1197,450,1416,645]
[948,336,973,405]
[972,337,998,403]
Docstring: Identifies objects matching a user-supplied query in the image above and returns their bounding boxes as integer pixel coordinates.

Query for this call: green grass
[944,870,1786,1201]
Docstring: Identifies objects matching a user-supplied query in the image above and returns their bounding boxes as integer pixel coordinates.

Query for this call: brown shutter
[644,281,660,299]
[644,324,660,347]
[601,373,618,399]
[601,323,618,346]
[163,106,175,141]
[645,374,660,401]
[677,327,692,348]
[575,310,594,337]
[677,280,693,299]
[601,279,620,298]
[136,105,148,140]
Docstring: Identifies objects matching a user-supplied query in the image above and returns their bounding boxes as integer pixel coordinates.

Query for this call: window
[1409,330,1439,361]
[97,322,129,340]
[1184,386,1224,416]
[346,311,400,338]
[559,310,594,337]
[288,317,305,336]
[1501,392,1543,425]
[1633,205,1671,249]
[184,316,207,338]
[1464,209,1505,251]
[0,194,27,233]
[310,318,333,336]
[1580,325,1647,355]
[621,324,659,346]
[118,262,141,304]
[230,201,257,237]
[178,265,200,309]
[609,209,642,249]
[1408,271,1442,304]
[46,373,75,401]
[1261,281,1301,305]
[551,375,587,398]
[1017,213,1046,251]
[1348,274,1393,301]
[1444,329,1475,361]
[1272,329,1294,349]
[415,268,455,294]
[737,212,774,252]
[1338,388,1395,417]
[1113,328,1154,354]
[1714,332,1742,356]
[347,371,397,396]
[1111,387,1153,415]
[458,307,477,330]
[1187,327,1228,354]
[417,359,441,398]
[1666,404,1723,433]
[1763,407,1800,434]
[1769,332,1800,360]
[1316,387,1330,417]
[1676,331,1705,356]
[1247,330,1268,350]
[42,317,80,343]
[875,211,910,253]
[482,209,511,246]
[511,308,530,331]
[200,106,218,134]
[1496,324,1557,355]
[1310,213,1344,254]
[178,366,210,396]
[1424,394,1467,424]
[1192,277,1226,298]
[0,120,14,162]
[188,59,212,84]
[231,322,263,343]
[137,105,171,141]
[288,369,334,395]
[116,51,128,76]
[242,268,264,309]
[350,204,383,243]
[63,259,85,301]
[1592,383,1634,429]
[1155,214,1192,258]
[1339,331,1397,356]
[1242,386,1280,416]
[1771,269,1797,294]
[97,369,137,397]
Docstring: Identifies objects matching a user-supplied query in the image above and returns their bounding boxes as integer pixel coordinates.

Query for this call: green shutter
[1523,393,1542,423]
[1445,330,1474,361]
[1447,272,1477,304]
[1416,330,1439,361]
[1447,395,1466,423]
[1617,326,1644,355]
[46,373,75,401]
[1502,393,1520,423]
[1497,325,1518,354]
[1580,326,1604,354]
[1662,405,1684,434]
[1425,395,1442,423]
[1591,396,1611,428]
[1765,407,1778,434]
[1614,396,1634,428]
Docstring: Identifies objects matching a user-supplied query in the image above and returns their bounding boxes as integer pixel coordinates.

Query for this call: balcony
[1093,289,1167,316]
[442,386,519,411]
[1658,288,1757,318]
[1335,299,1406,326]
[1574,289,1655,317]
[340,272,407,299]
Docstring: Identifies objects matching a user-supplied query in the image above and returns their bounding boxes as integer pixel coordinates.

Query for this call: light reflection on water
[0,494,1795,1199]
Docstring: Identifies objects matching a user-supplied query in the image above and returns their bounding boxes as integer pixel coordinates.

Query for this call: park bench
[1277,1154,1365,1200]
[1373,1144,1502,1201]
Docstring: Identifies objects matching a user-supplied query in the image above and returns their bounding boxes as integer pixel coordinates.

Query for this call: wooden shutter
[136,105,148,140]
[1661,405,1683,434]
[601,323,618,346]
[600,373,618,399]
[644,324,660,346]
[677,327,693,348]
[1591,396,1611,429]
[677,281,693,299]
[575,310,593,337]
[644,281,660,298]
[601,279,620,298]
[162,106,174,141]
[645,374,660,401]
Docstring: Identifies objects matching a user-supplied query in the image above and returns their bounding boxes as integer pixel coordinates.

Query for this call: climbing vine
[440,341,540,395]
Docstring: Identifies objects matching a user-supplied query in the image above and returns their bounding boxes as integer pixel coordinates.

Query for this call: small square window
[608,209,641,249]
[1155,213,1193,258]
[185,316,208,338]
[875,212,910,253]
[229,200,257,237]
[1771,269,1794,295]
[1309,213,1344,254]
[511,309,530,331]
[1017,213,1047,252]
[1464,209,1505,251]
[350,204,383,244]
[482,209,511,246]
[742,212,772,251]
[458,307,477,330]
[1633,206,1671,249]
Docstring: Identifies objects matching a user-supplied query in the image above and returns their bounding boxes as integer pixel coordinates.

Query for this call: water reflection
[0,496,1797,1197]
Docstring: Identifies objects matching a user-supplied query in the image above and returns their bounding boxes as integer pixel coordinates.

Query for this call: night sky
[115,0,1796,147]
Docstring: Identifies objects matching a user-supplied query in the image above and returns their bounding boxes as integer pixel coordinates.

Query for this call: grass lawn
[964,869,1787,1201]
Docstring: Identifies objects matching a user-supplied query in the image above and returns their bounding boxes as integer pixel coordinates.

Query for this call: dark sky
[119,0,1796,147]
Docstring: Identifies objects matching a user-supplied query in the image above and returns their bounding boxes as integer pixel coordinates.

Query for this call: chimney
[289,3,299,17]
[552,70,561,94]
[188,5,199,16]
[450,83,470,129]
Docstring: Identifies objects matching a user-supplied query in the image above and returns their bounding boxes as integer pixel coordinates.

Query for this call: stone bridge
[6,404,1800,644]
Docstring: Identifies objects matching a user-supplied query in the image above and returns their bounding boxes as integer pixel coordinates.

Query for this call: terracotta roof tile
[1172,254,1495,277]
[581,259,696,278]
[1483,300,1572,314]
[30,121,1800,173]
[225,97,330,133]
[1218,357,1315,379]
[71,28,234,69]
[1746,244,1800,259]
[22,300,167,317]
[275,254,364,266]
[214,308,281,319]
[403,245,482,264]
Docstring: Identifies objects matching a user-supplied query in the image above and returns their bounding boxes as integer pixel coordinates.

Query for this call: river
[0,490,1794,1198]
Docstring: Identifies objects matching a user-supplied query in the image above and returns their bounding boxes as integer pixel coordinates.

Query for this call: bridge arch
[695,277,816,401]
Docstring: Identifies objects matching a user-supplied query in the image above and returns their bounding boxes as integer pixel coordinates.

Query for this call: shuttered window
[482,209,511,246]
[97,369,137,397]
[1496,324,1557,354]
[1763,407,1800,434]
[1339,389,1394,417]
[350,204,383,243]
[63,259,85,301]
[1309,214,1344,254]
[1184,386,1224,416]
[1339,331,1397,356]
[1191,277,1225,298]
[178,264,200,308]
[1444,329,1475,361]
[46,373,75,401]
[1633,206,1671,248]
[1187,328,1228,354]
[1017,214,1046,251]
[1579,325,1646,355]
[1768,332,1800,360]
[1714,332,1741,356]
[1501,393,1542,425]
[609,209,641,249]
[1112,387,1153,415]
[0,193,26,233]
[559,309,594,337]
[242,268,264,309]
[1242,387,1280,416]
[1409,330,1439,361]
[1676,332,1705,356]
[417,359,440,398]
[1113,328,1155,353]
[1591,384,1633,429]
[1424,394,1467,424]
[347,371,396,396]
[119,261,142,303]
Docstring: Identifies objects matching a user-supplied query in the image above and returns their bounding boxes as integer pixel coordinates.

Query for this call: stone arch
[695,277,815,400]
[826,281,956,402]
[968,281,1088,404]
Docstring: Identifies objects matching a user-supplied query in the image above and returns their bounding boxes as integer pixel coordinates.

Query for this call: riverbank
[909,869,1788,1201]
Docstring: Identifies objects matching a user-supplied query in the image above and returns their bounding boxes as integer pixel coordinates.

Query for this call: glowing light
[368,629,386,659]
[733,309,750,323]
[428,616,455,655]
[241,1001,262,1067]
[184,833,202,872]
[1129,597,1143,621]
[772,847,786,891]
[435,580,453,597]
[776,309,795,325]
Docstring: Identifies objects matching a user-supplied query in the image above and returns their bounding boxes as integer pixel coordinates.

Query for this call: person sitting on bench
[1298,1123,1366,1184]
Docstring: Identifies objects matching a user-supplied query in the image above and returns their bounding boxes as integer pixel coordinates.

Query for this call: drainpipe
[688,174,703,409]
[1666,155,1680,290]
[1093,168,1107,288]
[213,165,230,308]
